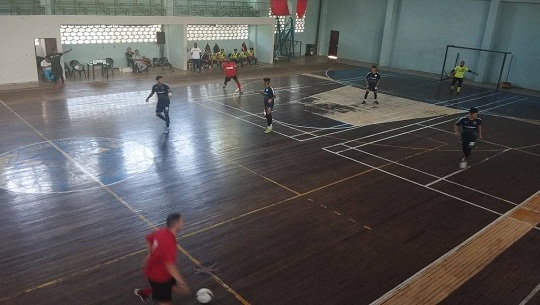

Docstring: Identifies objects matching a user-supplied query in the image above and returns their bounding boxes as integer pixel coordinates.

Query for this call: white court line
[347,146,516,206]
[0,98,251,304]
[323,147,504,216]
[323,115,449,149]
[519,282,540,305]
[370,189,540,305]
[417,123,540,158]
[423,149,512,187]
[334,117,457,154]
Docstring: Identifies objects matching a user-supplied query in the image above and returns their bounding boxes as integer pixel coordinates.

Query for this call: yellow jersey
[230,52,239,59]
[453,66,470,78]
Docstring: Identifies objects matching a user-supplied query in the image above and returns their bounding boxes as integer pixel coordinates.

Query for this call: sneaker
[456,91,460,95]
[264,126,273,134]
[462,156,468,162]
[374,100,379,104]
[134,289,149,303]
[163,127,169,134]
[361,100,366,104]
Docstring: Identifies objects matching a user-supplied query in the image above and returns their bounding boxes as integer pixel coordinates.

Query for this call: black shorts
[367,83,377,91]
[225,75,239,82]
[149,278,176,302]
[156,101,170,113]
[264,99,274,110]
[452,77,464,86]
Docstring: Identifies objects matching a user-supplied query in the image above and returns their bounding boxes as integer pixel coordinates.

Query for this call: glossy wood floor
[1,58,539,305]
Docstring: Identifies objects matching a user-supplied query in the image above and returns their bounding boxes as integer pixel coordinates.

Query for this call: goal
[440,45,511,91]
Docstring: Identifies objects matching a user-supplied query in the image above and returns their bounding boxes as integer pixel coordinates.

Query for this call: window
[187,24,249,41]
[60,25,162,45]
[269,13,306,33]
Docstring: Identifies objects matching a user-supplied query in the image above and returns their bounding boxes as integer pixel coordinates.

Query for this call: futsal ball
[196,288,214,304]
[168,92,173,97]
[459,161,468,169]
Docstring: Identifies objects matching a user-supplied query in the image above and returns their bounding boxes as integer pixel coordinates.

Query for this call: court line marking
[0,98,251,305]
[182,142,443,239]
[519,281,540,305]
[417,123,540,158]
[0,249,147,303]
[347,146,516,207]
[323,148,503,216]
[370,190,540,305]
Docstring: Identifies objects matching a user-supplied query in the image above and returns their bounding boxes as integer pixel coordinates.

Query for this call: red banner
[297,0,308,18]
[270,0,290,16]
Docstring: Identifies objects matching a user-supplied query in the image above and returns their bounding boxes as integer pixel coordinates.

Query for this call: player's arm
[165,263,191,294]
[468,69,479,76]
[478,125,483,139]
[146,88,155,102]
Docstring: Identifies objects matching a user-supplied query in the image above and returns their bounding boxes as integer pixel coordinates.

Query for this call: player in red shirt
[134,213,190,304]
[222,57,242,94]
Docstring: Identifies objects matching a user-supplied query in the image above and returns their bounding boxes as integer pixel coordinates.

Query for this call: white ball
[196,288,214,304]
[459,161,467,169]
[168,92,173,97]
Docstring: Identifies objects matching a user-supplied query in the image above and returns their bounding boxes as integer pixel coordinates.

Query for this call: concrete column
[476,0,501,82]
[165,0,174,16]
[379,0,400,67]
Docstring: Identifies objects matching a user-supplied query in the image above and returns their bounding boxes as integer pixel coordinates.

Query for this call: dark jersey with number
[263,87,275,102]
[366,72,381,85]
[151,83,171,103]
[456,116,481,139]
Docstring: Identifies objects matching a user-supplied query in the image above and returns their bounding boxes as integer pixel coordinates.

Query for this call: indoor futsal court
[1,60,539,305]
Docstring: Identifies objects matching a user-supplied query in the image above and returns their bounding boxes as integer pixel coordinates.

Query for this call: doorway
[328,30,339,59]
[35,38,57,81]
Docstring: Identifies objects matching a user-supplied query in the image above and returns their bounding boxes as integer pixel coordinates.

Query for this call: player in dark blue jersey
[454,107,483,166]
[363,66,381,104]
[256,78,276,134]
[146,76,172,134]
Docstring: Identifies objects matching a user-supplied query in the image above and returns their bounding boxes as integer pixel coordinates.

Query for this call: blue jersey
[151,83,171,102]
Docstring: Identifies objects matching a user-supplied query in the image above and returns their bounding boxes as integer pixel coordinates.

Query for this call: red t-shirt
[143,228,177,282]
[222,61,237,77]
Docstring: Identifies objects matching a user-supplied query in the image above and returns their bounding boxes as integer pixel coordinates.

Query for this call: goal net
[440,45,511,91]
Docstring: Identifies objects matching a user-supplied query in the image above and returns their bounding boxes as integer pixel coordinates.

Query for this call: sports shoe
[163,127,169,134]
[362,100,366,104]
[456,91,460,95]
[264,126,273,134]
[134,289,150,303]
[374,100,379,104]
[462,156,468,162]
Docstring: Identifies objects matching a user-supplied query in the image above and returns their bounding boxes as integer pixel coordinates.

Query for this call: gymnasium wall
[318,0,387,64]
[492,1,540,90]
[0,15,274,85]
[319,0,540,91]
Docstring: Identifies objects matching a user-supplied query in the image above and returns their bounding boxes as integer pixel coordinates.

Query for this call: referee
[454,107,483,164]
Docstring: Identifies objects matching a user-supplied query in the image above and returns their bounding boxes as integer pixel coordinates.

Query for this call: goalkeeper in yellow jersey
[450,61,478,95]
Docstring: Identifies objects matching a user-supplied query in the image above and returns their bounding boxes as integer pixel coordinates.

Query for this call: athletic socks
[165,113,170,127]
[266,114,272,126]
[364,91,369,99]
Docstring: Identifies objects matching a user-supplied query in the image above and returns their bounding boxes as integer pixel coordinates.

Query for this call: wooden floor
[1,58,539,305]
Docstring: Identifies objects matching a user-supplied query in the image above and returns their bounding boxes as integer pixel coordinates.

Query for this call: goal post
[440,45,511,91]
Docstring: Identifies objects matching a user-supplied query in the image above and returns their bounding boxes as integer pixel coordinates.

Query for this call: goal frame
[440,45,512,92]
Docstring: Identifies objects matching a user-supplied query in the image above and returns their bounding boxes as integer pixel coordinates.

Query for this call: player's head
[263,78,271,87]
[166,213,184,232]
[135,49,139,54]
[468,107,479,119]
[156,76,163,84]
[460,61,465,66]
[250,48,254,51]
[234,48,238,52]
[194,43,198,48]
[371,65,377,73]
